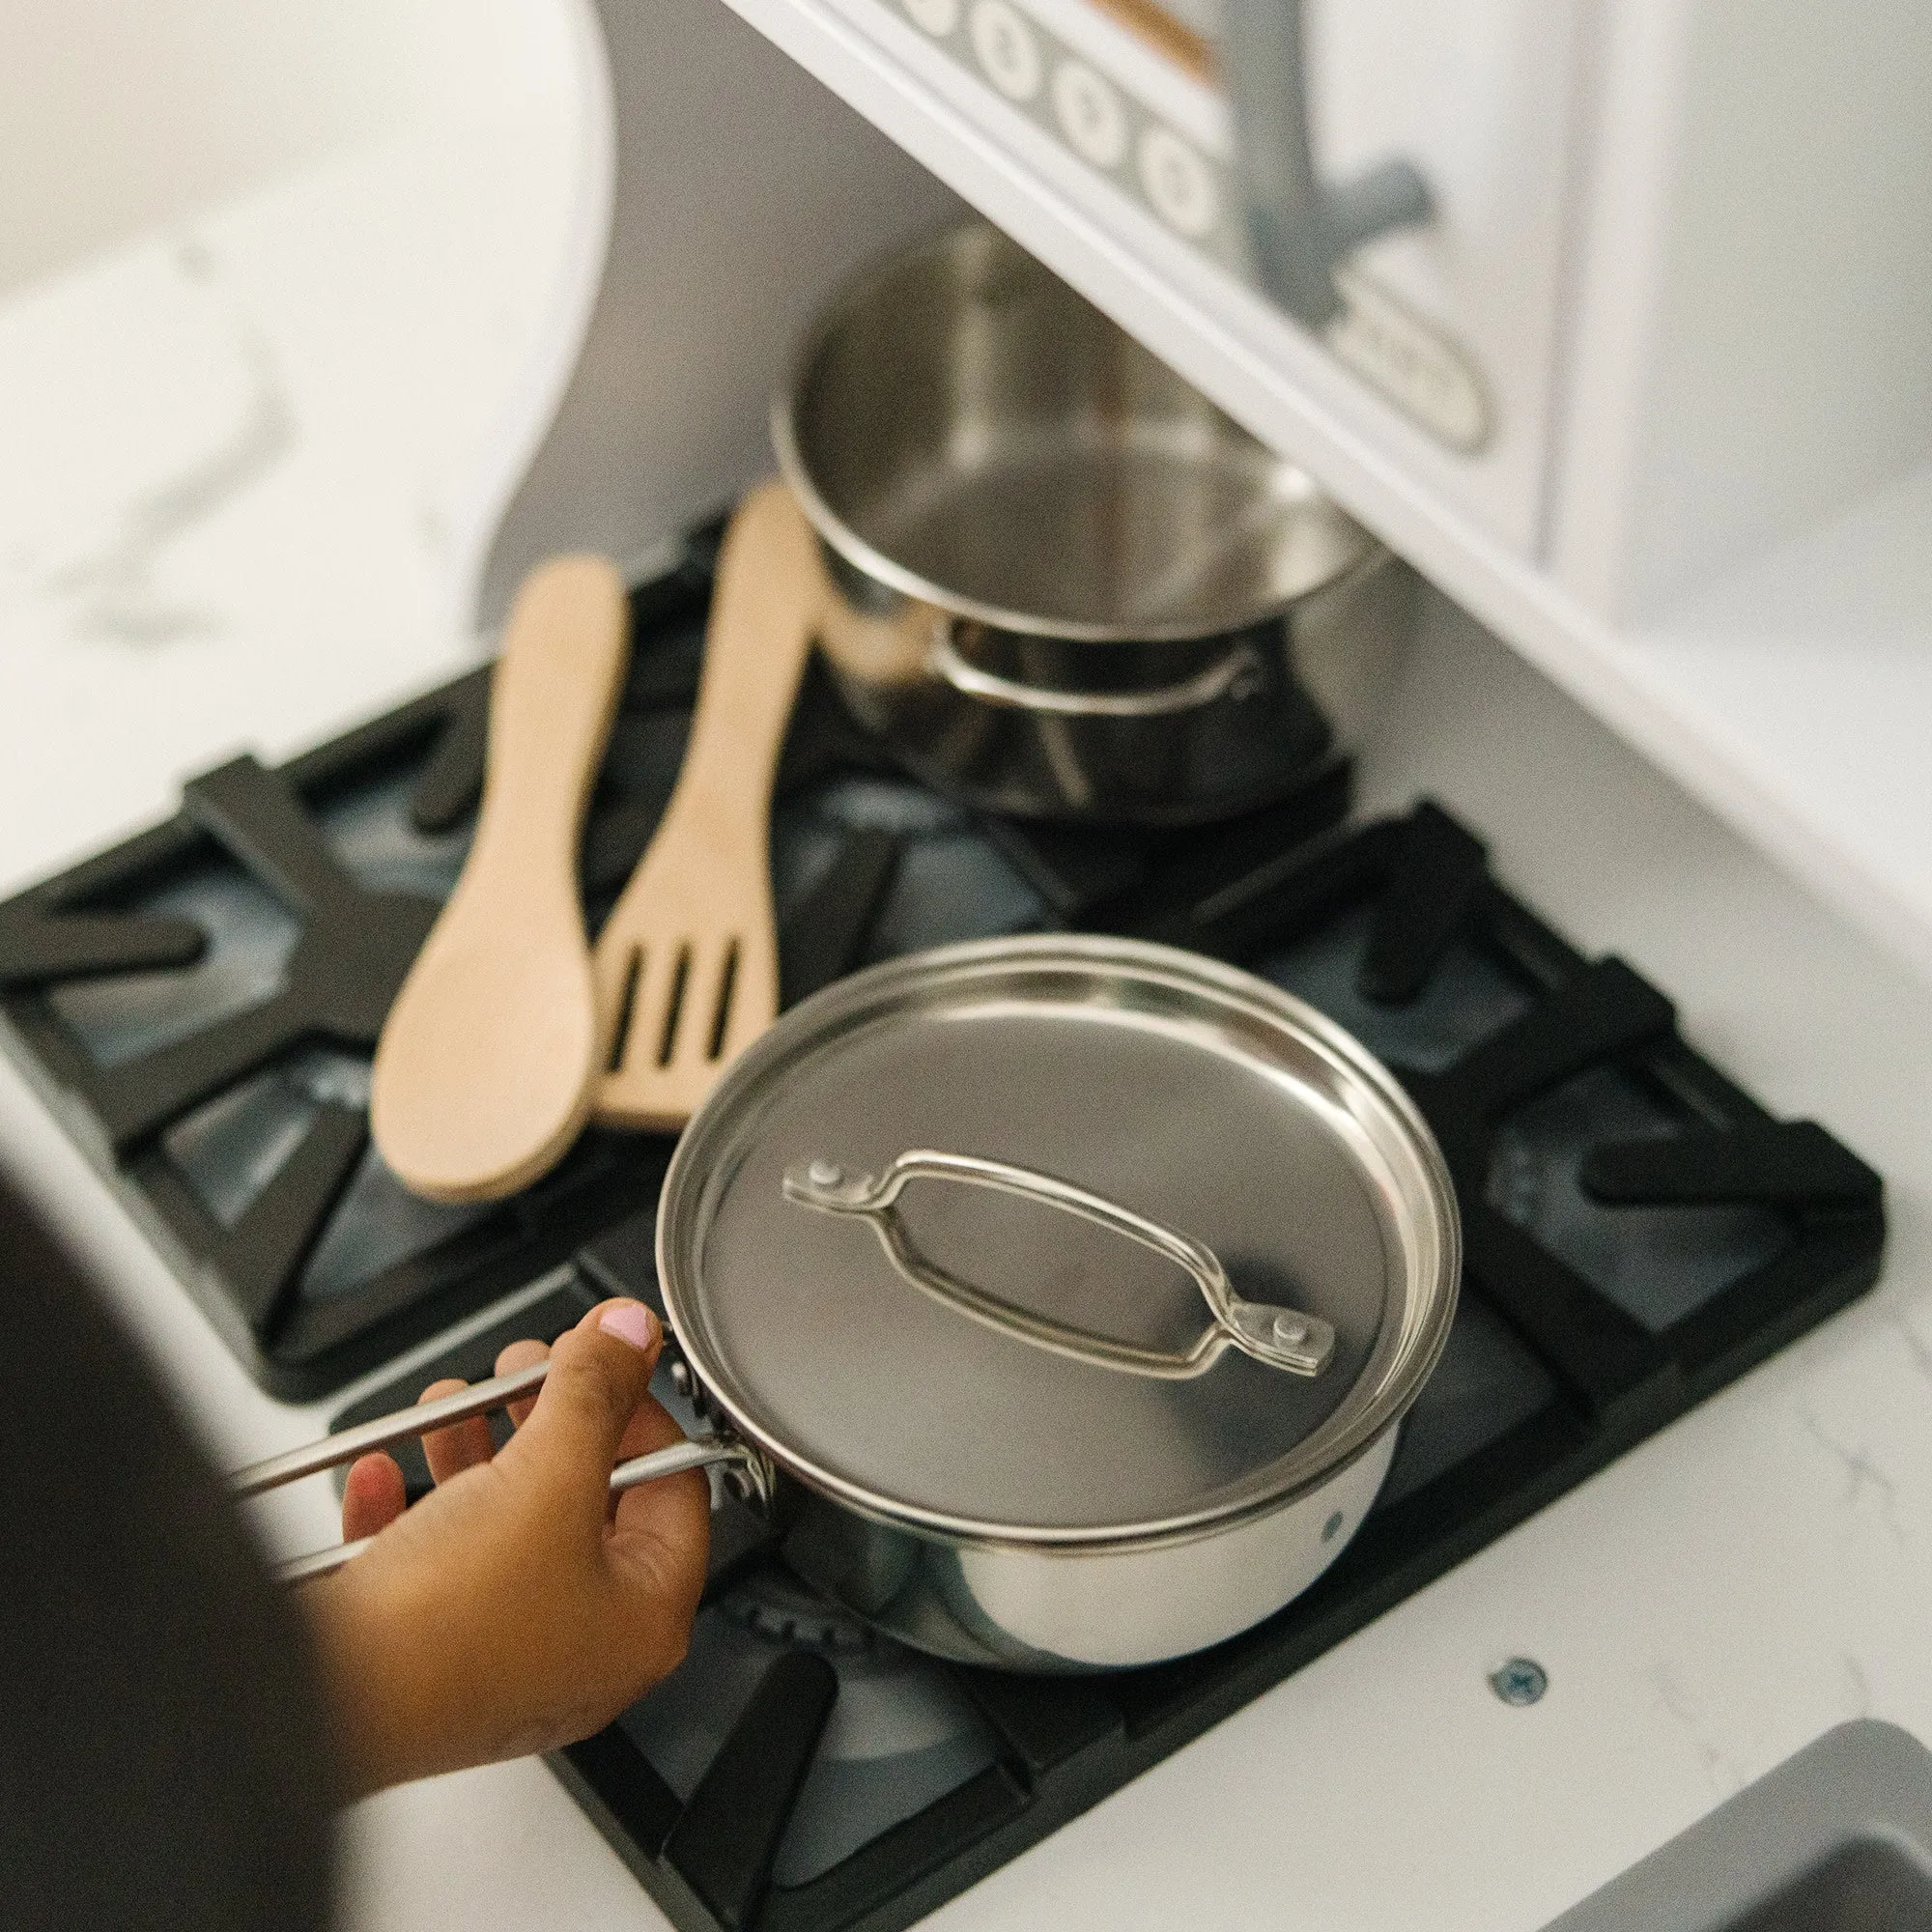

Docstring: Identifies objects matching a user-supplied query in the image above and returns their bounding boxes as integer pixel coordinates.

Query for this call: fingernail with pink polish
[599,1300,660,1352]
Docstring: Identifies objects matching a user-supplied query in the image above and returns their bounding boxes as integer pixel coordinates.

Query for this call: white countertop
[4,71,1932,1932]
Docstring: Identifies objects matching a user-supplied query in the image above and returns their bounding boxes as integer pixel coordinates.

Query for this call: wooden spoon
[593,480,822,1130]
[371,554,629,1201]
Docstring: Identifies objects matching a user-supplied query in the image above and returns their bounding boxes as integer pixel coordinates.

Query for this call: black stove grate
[0,541,850,1389]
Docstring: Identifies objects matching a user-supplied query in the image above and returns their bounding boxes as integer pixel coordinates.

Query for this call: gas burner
[721,1567,877,1657]
[611,1560,1002,1897]
[49,754,440,1153]
[0,716,491,1367]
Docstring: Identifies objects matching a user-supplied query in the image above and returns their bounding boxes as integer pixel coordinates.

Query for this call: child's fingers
[417,1376,496,1486]
[494,1337,552,1429]
[613,1395,676,1465]
[341,1451,408,1543]
[502,1300,663,1530]
[607,1394,710,1626]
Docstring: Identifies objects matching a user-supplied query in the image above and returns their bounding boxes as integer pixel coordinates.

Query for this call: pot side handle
[1219,0,1433,328]
[931,628,1266,718]
[230,1359,774,1586]
[781,1149,1335,1379]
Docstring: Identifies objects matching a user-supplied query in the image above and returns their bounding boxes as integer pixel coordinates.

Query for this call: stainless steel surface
[782,1148,1335,1378]
[776,220,1370,642]
[774,1434,1397,1668]
[279,1532,378,1585]
[774,221,1408,824]
[1219,0,1433,327]
[1540,1721,1932,1932]
[668,935,1455,1541]
[927,629,1265,718]
[231,1357,554,1497]
[655,934,1460,1670]
[272,1436,761,1585]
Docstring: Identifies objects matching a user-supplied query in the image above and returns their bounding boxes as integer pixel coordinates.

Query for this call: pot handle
[1220,0,1433,327]
[930,628,1266,718]
[782,1150,1335,1379]
[229,1357,775,1585]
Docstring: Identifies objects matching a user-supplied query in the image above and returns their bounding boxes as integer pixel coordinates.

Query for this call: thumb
[509,1299,664,1524]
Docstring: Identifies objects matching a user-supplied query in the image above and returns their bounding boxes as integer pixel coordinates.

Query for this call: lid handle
[781,1150,1334,1379]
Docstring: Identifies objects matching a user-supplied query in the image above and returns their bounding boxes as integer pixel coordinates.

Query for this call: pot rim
[656,934,1462,1556]
[769,222,1382,648]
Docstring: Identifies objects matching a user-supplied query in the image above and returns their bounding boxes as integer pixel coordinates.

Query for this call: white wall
[0,0,576,298]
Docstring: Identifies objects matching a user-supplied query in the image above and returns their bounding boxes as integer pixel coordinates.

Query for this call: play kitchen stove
[0,524,1888,1932]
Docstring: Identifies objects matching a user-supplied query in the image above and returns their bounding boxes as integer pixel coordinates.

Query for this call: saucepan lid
[656,935,1459,1548]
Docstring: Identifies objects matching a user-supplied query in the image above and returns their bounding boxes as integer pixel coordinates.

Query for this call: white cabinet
[479,0,963,620]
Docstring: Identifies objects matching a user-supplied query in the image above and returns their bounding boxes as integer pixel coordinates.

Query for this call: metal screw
[1273,1313,1309,1347]
[1490,1657,1548,1707]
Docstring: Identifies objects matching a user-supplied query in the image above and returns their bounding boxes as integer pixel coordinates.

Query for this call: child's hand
[299,1298,709,1797]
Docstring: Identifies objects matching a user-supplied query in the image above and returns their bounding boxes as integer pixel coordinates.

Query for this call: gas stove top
[0,521,1345,1396]
[0,525,1886,1932]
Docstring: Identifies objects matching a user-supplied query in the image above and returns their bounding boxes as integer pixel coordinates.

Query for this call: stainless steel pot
[250,937,1459,1672]
[657,934,1460,1670]
[773,221,1411,825]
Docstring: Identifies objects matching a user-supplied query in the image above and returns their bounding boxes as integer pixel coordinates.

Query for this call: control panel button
[1051,60,1128,170]
[970,0,1043,102]
[1138,126,1218,238]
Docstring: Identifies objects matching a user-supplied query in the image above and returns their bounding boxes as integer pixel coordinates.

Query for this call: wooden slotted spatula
[371,554,629,1201]
[592,480,822,1130]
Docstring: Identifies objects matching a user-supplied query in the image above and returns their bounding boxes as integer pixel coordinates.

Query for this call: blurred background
[0,0,566,298]
[0,0,594,892]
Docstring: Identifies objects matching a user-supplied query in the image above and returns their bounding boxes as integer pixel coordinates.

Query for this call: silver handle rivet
[1273,1314,1308,1346]
[1490,1658,1548,1707]
[808,1159,844,1187]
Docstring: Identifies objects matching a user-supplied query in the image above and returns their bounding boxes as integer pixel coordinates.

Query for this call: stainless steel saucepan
[773,221,1413,824]
[242,935,1459,1671]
